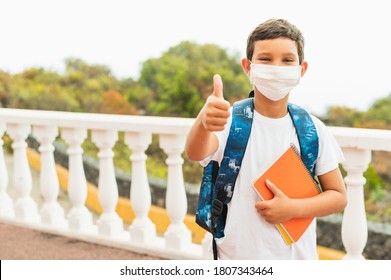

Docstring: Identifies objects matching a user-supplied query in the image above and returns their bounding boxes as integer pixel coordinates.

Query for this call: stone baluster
[61,127,93,232]
[0,123,14,217]
[125,132,156,243]
[341,147,371,259]
[160,134,191,250]
[91,129,123,237]
[6,123,39,222]
[33,125,66,227]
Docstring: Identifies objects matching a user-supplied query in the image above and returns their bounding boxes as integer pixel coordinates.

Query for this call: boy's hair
[246,18,305,64]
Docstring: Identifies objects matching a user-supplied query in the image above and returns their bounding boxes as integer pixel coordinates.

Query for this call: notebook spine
[290,143,323,194]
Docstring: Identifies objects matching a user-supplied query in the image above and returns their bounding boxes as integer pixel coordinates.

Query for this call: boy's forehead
[253,38,298,56]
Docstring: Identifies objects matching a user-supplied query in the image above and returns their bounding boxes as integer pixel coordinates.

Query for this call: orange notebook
[252,145,322,245]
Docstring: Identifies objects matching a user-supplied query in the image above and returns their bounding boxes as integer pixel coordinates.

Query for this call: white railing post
[0,123,14,217]
[91,129,123,237]
[61,127,94,232]
[160,134,191,250]
[6,123,39,222]
[33,125,66,227]
[125,132,156,243]
[341,147,371,260]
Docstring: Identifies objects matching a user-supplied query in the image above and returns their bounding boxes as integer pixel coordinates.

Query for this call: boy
[185,18,347,260]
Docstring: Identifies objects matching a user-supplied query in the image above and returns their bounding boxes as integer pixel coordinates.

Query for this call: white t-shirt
[201,108,344,260]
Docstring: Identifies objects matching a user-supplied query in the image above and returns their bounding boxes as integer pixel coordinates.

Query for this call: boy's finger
[266,179,284,197]
[212,74,224,99]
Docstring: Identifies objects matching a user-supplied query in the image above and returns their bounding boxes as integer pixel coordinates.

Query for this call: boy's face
[252,37,300,66]
[242,37,307,76]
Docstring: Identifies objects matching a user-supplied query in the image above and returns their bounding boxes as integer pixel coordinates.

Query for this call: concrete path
[0,222,162,260]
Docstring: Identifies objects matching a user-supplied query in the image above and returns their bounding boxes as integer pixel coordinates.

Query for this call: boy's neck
[253,92,289,118]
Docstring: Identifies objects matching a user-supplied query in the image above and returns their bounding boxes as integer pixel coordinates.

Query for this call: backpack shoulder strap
[195,98,254,242]
[212,97,254,238]
[287,103,319,177]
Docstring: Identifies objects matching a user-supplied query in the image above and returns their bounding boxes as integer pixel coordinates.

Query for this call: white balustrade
[160,134,191,250]
[125,132,156,243]
[6,123,39,222]
[61,127,94,232]
[0,123,14,217]
[33,125,66,227]
[91,129,123,237]
[330,126,391,260]
[341,147,371,260]
[1,108,391,260]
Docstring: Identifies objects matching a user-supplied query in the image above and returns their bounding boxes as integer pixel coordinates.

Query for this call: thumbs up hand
[200,74,231,132]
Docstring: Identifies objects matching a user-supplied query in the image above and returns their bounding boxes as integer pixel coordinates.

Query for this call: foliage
[364,164,391,223]
[364,164,387,201]
[323,106,364,127]
[0,71,12,107]
[138,41,250,117]
[324,94,391,129]
[359,94,391,129]
[0,59,137,115]
[97,90,138,115]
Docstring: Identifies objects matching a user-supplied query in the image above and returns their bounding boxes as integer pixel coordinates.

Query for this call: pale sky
[1,0,391,115]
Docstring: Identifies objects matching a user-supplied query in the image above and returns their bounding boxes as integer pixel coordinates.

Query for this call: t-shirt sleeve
[312,116,345,176]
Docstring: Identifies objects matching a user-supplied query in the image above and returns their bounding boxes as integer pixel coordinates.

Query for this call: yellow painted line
[317,245,344,260]
[26,148,344,258]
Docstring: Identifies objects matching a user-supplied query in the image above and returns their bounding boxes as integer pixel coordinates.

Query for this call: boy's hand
[255,179,293,224]
[200,74,231,132]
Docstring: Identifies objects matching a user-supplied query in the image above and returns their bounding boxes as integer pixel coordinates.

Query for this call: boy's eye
[259,58,270,61]
[283,58,294,62]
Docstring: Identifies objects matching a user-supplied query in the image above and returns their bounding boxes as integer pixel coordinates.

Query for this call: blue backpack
[195,96,319,259]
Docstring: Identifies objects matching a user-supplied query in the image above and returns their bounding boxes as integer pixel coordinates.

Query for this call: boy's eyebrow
[255,52,272,56]
[255,51,297,57]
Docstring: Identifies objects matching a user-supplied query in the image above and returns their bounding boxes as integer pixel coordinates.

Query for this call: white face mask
[249,63,302,101]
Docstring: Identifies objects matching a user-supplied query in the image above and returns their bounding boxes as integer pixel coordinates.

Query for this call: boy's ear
[241,58,251,75]
[300,61,308,77]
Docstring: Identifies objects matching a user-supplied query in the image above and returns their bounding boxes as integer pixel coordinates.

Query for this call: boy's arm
[185,74,231,161]
[255,168,347,224]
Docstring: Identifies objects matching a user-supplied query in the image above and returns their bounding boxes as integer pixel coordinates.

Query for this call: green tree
[323,105,364,127]
[121,78,155,115]
[138,41,250,117]
[0,71,12,107]
[61,58,123,112]
[7,67,79,111]
[364,164,387,201]
[362,94,391,129]
[97,89,138,115]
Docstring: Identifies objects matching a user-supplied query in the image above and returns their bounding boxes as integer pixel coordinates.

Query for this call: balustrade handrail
[3,108,391,149]
[0,108,391,144]
[0,108,194,134]
[329,126,391,151]
[1,107,391,260]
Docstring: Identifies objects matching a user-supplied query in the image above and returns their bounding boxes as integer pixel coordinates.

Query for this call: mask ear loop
[247,60,254,76]
[247,61,256,93]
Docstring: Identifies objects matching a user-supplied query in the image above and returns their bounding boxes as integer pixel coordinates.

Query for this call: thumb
[212,74,224,99]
